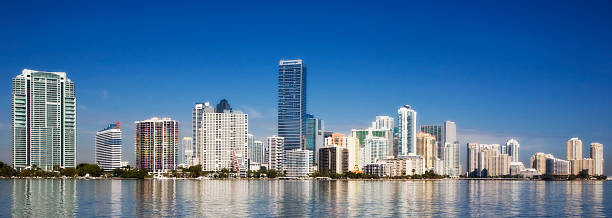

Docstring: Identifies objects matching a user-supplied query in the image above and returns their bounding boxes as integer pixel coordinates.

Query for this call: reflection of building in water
[12,179,76,217]
[565,182,583,215]
[135,180,177,217]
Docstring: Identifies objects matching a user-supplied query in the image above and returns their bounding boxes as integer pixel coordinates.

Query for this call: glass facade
[278,59,306,151]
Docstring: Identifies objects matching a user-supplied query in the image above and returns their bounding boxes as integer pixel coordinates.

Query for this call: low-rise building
[364,163,391,177]
[384,155,425,176]
[285,149,313,177]
[318,146,348,174]
[546,157,570,176]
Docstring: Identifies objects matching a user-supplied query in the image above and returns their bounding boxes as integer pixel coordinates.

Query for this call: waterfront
[1,179,610,217]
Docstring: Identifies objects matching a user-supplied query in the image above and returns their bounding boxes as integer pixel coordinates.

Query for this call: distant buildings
[192,102,215,166]
[443,142,461,177]
[530,152,553,175]
[278,59,307,151]
[95,122,122,172]
[505,139,520,163]
[591,143,604,176]
[199,101,248,174]
[318,146,348,174]
[416,132,437,170]
[135,117,178,173]
[249,139,266,166]
[12,69,77,171]
[466,143,501,177]
[267,136,285,172]
[305,114,325,163]
[285,149,313,177]
[385,155,425,176]
[363,135,388,169]
[420,121,456,159]
[181,137,193,165]
[397,105,417,156]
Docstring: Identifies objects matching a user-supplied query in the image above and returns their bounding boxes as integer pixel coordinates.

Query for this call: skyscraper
[12,69,76,171]
[421,120,457,159]
[278,59,307,151]
[181,137,193,165]
[505,139,520,162]
[135,117,178,173]
[192,102,215,166]
[95,122,122,172]
[443,141,460,177]
[590,142,604,176]
[416,132,437,170]
[249,140,265,165]
[305,114,324,163]
[200,101,249,174]
[398,105,417,156]
[372,116,394,130]
[566,137,582,160]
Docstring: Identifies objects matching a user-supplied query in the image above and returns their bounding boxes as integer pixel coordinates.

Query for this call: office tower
[182,137,193,165]
[12,69,76,171]
[362,136,388,168]
[566,137,582,160]
[278,59,307,151]
[135,117,178,173]
[590,143,604,176]
[398,105,417,156]
[530,152,553,174]
[249,140,265,165]
[416,132,437,170]
[505,139,520,162]
[192,102,215,166]
[248,134,254,162]
[372,116,394,130]
[267,136,284,172]
[215,99,232,113]
[305,114,325,163]
[95,122,122,172]
[545,156,570,175]
[200,102,249,174]
[318,146,348,174]
[443,142,460,177]
[466,143,501,177]
[421,121,457,159]
[285,149,313,177]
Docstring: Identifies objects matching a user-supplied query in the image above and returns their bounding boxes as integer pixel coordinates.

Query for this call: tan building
[582,158,594,175]
[325,133,346,147]
[530,152,553,174]
[590,143,604,176]
[416,132,437,170]
[383,155,425,176]
[566,137,582,161]
[486,154,511,177]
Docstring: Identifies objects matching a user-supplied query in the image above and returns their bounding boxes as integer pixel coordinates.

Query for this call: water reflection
[3,179,609,217]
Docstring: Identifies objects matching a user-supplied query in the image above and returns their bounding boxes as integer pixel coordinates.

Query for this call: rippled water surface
[1,179,610,217]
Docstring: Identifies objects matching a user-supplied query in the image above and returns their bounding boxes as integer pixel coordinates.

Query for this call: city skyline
[1,1,612,175]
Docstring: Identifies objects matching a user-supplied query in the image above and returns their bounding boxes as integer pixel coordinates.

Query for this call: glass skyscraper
[12,69,76,171]
[305,114,324,163]
[278,59,307,151]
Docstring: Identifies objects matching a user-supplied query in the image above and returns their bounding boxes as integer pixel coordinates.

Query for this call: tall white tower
[397,105,417,156]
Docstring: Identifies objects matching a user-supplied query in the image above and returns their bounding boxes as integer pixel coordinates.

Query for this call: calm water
[1,179,610,217]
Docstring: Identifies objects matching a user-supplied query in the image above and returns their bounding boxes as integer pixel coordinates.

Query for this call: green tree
[60,167,77,177]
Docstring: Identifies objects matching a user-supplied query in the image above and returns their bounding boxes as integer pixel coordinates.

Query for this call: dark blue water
[1,179,609,217]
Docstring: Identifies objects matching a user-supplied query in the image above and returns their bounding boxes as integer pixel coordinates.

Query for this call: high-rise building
[200,102,248,174]
[530,152,553,175]
[267,136,284,172]
[372,116,394,130]
[249,140,265,165]
[466,143,501,177]
[135,117,178,173]
[12,69,77,171]
[590,142,604,176]
[181,137,193,165]
[278,59,307,151]
[192,102,215,165]
[361,135,388,169]
[318,146,348,174]
[397,105,417,156]
[505,139,520,163]
[546,156,570,176]
[285,149,313,177]
[566,137,582,160]
[421,121,457,159]
[416,132,437,170]
[305,114,324,163]
[443,142,460,177]
[95,122,122,172]
[215,99,232,113]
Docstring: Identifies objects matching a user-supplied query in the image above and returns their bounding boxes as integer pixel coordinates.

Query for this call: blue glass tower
[278,59,306,151]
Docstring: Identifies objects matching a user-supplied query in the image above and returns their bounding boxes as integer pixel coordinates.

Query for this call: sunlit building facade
[278,59,307,151]
[398,105,417,156]
[135,117,178,173]
[95,122,122,172]
[12,69,76,171]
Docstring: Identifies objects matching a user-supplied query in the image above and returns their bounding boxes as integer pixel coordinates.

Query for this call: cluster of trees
[568,170,607,180]
[311,169,446,180]
[390,170,447,179]
[247,169,282,178]
[0,162,17,177]
[112,166,150,179]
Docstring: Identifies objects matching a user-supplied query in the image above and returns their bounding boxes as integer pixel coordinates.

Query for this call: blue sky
[1,1,611,174]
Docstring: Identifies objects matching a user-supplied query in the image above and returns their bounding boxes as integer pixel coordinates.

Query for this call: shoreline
[0,177,607,181]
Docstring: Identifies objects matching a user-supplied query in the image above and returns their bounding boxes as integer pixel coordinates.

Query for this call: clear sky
[1,1,611,174]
